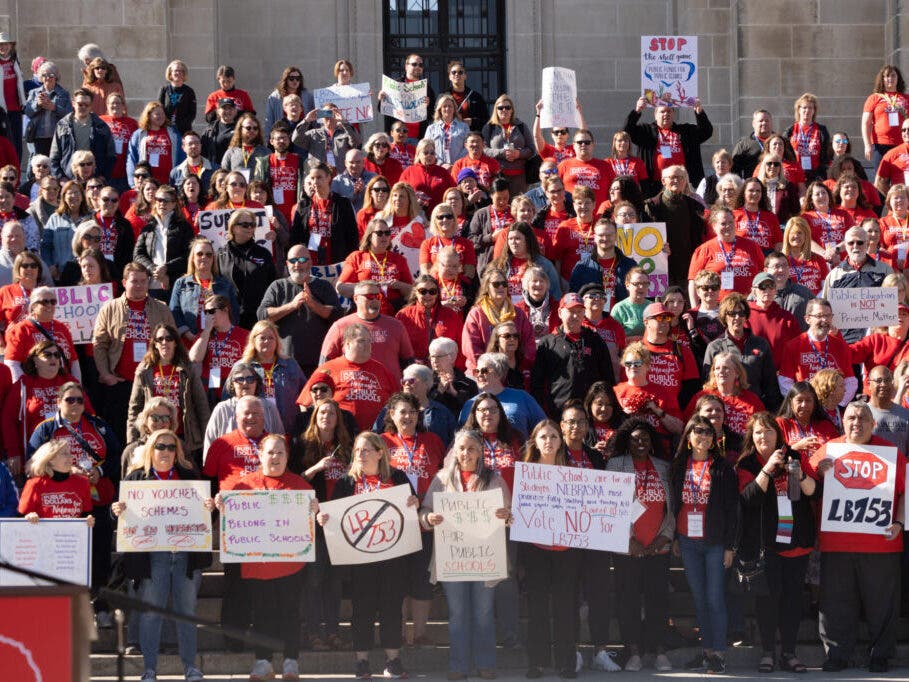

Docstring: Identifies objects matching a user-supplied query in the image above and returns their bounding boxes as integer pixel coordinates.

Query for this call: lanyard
[744,210,761,240]
[359,474,380,492]
[686,457,710,511]
[152,467,175,480]
[613,157,630,175]
[717,238,736,268]
[796,123,815,153]
[788,256,805,284]
[369,250,388,279]
[809,336,829,369]
[483,436,498,470]
[210,326,232,360]
[398,433,419,469]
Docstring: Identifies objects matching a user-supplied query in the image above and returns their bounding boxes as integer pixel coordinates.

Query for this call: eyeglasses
[499,333,519,340]
[373,142,390,149]
[39,350,61,359]
[496,105,513,111]
[541,168,559,175]
[475,367,494,376]
[552,129,569,135]
[150,414,171,423]
[834,136,850,142]
[698,284,719,291]
[234,221,255,228]
[401,377,417,385]
[35,299,57,306]
[203,306,224,315]
[691,426,715,436]
[574,140,593,146]
[490,281,507,288]
[372,229,392,237]
[240,126,259,131]
[765,161,781,167]
[562,418,587,427]
[623,360,644,368]
[77,162,94,167]
[728,310,749,318]
[40,73,56,79]
[134,173,150,180]
[845,240,866,246]
[583,293,606,301]
[100,196,118,203]
[372,186,390,192]
[20,262,39,270]
[228,181,247,187]
[154,442,177,452]
[450,70,465,76]
[650,314,673,323]
[62,396,85,405]
[416,288,438,295]
[311,384,330,394]
[83,234,101,242]
[358,292,381,300]
[154,335,175,343]
[154,196,174,203]
[757,282,775,291]
[436,213,455,220]
[287,75,302,81]
[868,377,890,384]
[408,61,424,67]
[287,256,310,264]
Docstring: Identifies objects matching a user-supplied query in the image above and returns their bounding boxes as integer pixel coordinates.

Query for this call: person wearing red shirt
[849,305,909,392]
[802,181,853,261]
[688,208,765,302]
[399,140,456,215]
[615,342,684,452]
[685,353,765,436]
[748,273,800,364]
[604,130,648,188]
[874,122,909,195]
[639,302,702,411]
[203,66,255,123]
[863,66,909,171]
[450,132,500,188]
[878,184,909,252]
[364,133,404,185]
[395,275,463,365]
[127,101,182,187]
[580,282,625,380]
[732,178,783,252]
[420,203,477,280]
[803,402,906,673]
[785,93,831,183]
[558,129,612,207]
[531,97,586,163]
[202,396,270,483]
[19,439,93,520]
[99,91,138,192]
[336,219,413,315]
[551,184,597,281]
[388,121,416,169]
[781,216,829,295]
[251,123,301,224]
[0,250,40,350]
[833,173,876,226]
[4,286,79,381]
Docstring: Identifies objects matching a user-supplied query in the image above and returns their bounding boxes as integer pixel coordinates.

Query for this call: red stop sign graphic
[833,451,888,490]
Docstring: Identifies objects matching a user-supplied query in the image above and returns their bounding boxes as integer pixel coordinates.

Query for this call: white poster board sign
[617,222,668,298]
[821,443,898,535]
[53,283,114,345]
[321,484,421,565]
[829,286,899,328]
[433,488,508,582]
[380,76,428,123]
[641,36,698,108]
[0,519,92,586]
[196,206,274,255]
[220,489,316,563]
[510,462,636,553]
[115,481,213,552]
[540,67,580,129]
[314,83,373,123]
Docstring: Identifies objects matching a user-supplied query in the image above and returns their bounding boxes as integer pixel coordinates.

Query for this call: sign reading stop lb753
[834,451,888,490]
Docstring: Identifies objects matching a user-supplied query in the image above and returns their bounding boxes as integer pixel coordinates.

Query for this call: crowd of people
[2,33,909,681]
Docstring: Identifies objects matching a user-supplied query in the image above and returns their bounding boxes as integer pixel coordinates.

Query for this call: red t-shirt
[47,417,113,504]
[202,326,249,395]
[685,389,764,436]
[307,196,333,263]
[115,298,151,379]
[732,208,782,251]
[318,313,414,382]
[552,217,596,279]
[388,143,415,169]
[100,115,139,180]
[5,319,77,372]
[203,429,268,482]
[480,433,520,491]
[2,374,89,460]
[492,227,551,260]
[267,153,300,223]
[399,163,456,212]
[877,143,909,188]
[839,205,876,226]
[748,303,801,366]
[0,58,20,111]
[450,155,501,188]
[850,332,909,393]
[0,282,30,330]
[383,431,445,501]
[614,382,682,433]
[803,208,853,249]
[603,156,648,186]
[144,129,174,185]
[338,250,413,315]
[204,87,255,117]
[789,123,823,172]
[786,254,829,295]
[688,237,765,298]
[364,156,403,185]
[583,315,626,351]
[538,142,574,164]
[779,332,855,383]
[642,338,700,404]
[419,235,477,270]
[18,475,93,518]
[676,458,711,537]
[776,416,840,462]
[878,213,909,250]
[863,92,909,146]
[633,457,666,546]
[653,128,685,178]
[558,157,612,207]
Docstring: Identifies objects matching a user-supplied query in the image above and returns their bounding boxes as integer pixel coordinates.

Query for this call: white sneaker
[624,654,643,672]
[592,649,622,672]
[654,653,673,672]
[281,658,299,679]
[576,650,584,672]
[184,666,204,681]
[249,658,274,680]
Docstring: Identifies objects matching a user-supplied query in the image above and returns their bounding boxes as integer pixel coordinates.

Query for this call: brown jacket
[92,295,176,377]
[127,362,211,452]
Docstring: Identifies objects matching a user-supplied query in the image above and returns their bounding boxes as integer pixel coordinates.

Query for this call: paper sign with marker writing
[510,462,635,553]
[540,67,580,129]
[321,484,421,565]
[0,519,92,586]
[53,283,114,344]
[116,481,212,552]
[196,206,274,254]
[829,286,898,328]
[433,488,507,582]
[380,76,427,123]
[616,222,668,298]
[314,82,373,123]
[641,36,698,108]
[220,489,316,563]
[821,443,897,535]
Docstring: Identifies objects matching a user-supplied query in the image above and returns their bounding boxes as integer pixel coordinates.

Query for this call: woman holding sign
[317,431,418,680]
[113,428,212,682]
[421,429,511,680]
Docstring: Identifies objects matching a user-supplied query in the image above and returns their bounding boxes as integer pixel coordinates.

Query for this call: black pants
[349,557,407,651]
[754,552,809,654]
[303,531,342,638]
[248,570,304,660]
[221,563,252,647]
[819,551,901,661]
[97,379,132,450]
[581,549,612,645]
[522,544,581,671]
[613,552,670,652]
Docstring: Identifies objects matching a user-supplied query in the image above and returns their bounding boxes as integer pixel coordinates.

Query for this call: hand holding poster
[53,283,114,344]
[829,286,898,328]
[510,462,636,553]
[321,484,421,565]
[220,489,316,563]
[116,481,212,552]
[0,519,92,586]
[540,67,580,129]
[641,36,698,108]
[433,489,508,582]
[380,75,428,124]
[314,83,373,123]
[196,206,274,254]
[821,443,898,535]
[616,222,668,298]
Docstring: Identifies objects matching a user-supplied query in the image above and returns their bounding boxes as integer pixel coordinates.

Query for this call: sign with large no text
[821,443,898,535]
[116,481,213,552]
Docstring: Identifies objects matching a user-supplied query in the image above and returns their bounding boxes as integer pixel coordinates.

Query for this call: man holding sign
[805,401,906,673]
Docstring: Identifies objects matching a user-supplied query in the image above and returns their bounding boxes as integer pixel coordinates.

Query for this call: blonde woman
[423,94,470,168]
[781,216,829,295]
[375,180,427,275]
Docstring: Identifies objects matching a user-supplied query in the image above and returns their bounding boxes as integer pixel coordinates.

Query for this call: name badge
[775,495,793,544]
[307,232,322,251]
[273,188,284,204]
[800,155,812,170]
[149,152,160,168]
[898,243,908,265]
[687,511,704,539]
[511,294,523,304]
[902,170,909,187]
[114,139,123,155]
[133,341,147,363]
[889,111,901,127]
[721,269,734,290]
[208,367,221,390]
[326,151,336,167]
[659,145,672,158]
[405,471,419,494]
[238,168,251,182]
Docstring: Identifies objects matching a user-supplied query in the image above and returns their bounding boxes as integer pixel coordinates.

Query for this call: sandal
[758,655,775,673]
[780,653,807,673]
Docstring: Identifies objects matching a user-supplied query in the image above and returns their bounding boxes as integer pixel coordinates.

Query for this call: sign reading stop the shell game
[821,443,898,535]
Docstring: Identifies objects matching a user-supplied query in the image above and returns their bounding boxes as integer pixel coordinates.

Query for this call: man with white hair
[458,351,546,437]
[331,148,376,212]
[0,221,50,285]
[372,362,457,446]
[644,165,706,286]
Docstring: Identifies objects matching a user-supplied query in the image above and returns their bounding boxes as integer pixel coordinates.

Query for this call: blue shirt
[458,387,547,439]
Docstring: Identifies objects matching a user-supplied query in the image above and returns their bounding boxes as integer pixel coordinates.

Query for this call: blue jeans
[138,552,199,672]
[677,535,727,652]
[443,581,496,673]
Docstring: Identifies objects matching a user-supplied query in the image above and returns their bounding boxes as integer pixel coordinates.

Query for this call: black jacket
[670,454,739,550]
[200,118,236,165]
[217,239,277,329]
[530,327,616,415]
[133,213,196,289]
[49,112,116,180]
[289,192,358,264]
[624,109,713,190]
[330,467,414,501]
[441,85,488,132]
[158,83,198,134]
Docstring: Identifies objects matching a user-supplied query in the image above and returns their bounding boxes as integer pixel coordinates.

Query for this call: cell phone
[317,109,333,118]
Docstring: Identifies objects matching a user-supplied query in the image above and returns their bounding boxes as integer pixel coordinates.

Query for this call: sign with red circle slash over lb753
[821,443,898,535]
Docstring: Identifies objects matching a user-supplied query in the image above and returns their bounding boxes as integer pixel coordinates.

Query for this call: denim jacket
[168,274,240,336]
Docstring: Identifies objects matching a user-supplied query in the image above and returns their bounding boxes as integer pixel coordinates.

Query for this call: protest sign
[220,489,316,563]
[510,462,636,552]
[380,76,428,123]
[196,206,274,254]
[540,67,580,129]
[115,481,212,552]
[310,261,350,309]
[321,484,421,565]
[433,488,507,582]
[314,82,373,123]
[0,519,91,586]
[616,222,668,298]
[821,443,897,535]
[52,283,114,344]
[641,36,698,108]
[829,286,898,328]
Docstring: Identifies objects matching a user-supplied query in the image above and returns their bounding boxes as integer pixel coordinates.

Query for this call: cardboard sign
[433,489,508,582]
[540,67,580,129]
[52,283,114,344]
[115,481,212,552]
[380,76,428,123]
[321,484,421,565]
[314,82,373,123]
[310,261,350,308]
[196,206,274,254]
[617,222,669,298]
[829,286,899,328]
[0,519,92,586]
[641,36,698,108]
[220,489,316,563]
[821,443,898,535]
[510,462,636,552]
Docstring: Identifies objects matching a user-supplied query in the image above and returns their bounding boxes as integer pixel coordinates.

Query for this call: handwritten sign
[540,67,580,129]
[52,283,114,344]
[641,36,698,108]
[821,443,897,535]
[617,222,668,298]
[380,76,428,124]
[829,286,898,328]
[196,206,274,254]
[116,481,212,552]
[220,489,316,563]
[315,82,373,123]
[0,519,91,586]
[433,489,507,582]
[310,261,350,308]
[321,484,421,565]
[510,462,636,552]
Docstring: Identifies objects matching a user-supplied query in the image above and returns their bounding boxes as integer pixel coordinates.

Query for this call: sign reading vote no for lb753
[821,443,898,535]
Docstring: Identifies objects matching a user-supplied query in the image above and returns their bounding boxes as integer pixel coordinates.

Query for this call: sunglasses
[39,350,61,358]
[154,442,177,452]
[20,263,39,270]
[62,395,84,404]
[77,162,94,167]
[496,105,513,111]
[584,293,606,300]
[552,129,569,135]
[36,299,57,306]
[154,335,175,343]
[373,229,392,237]
[134,173,150,180]
[765,161,781,167]
[311,385,330,394]
[233,375,257,384]
[450,70,465,76]
[490,281,507,289]
[436,214,455,220]
[150,414,171,423]
[287,256,310,264]
[83,234,101,242]
[100,197,118,203]
[372,186,390,193]
[286,75,302,81]
[408,62,424,67]
[203,307,224,315]
[574,140,593,146]
[228,181,248,188]
[623,359,643,368]
[154,196,174,203]
[416,288,439,295]
[499,333,519,340]
[234,221,256,228]
[476,367,493,376]
[728,310,749,318]
[691,426,715,436]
